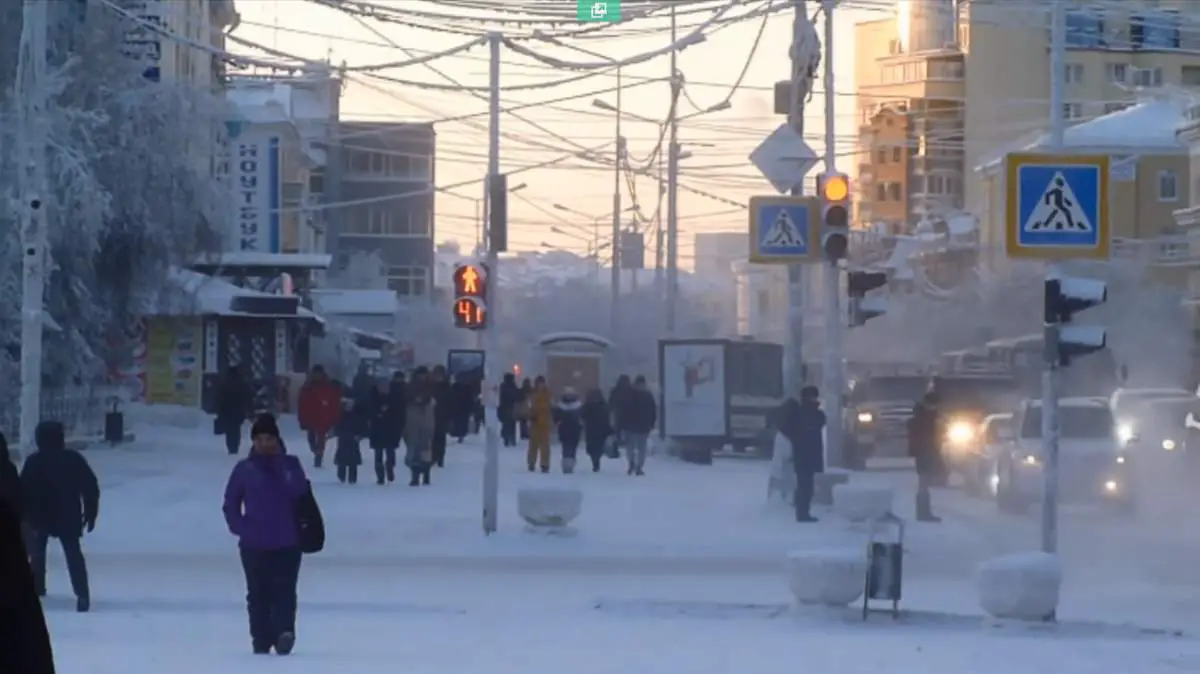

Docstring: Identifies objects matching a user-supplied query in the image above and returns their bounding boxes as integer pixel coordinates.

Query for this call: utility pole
[654,155,664,295]
[820,0,846,468]
[1041,0,1066,558]
[15,0,51,459]
[481,32,501,535]
[785,0,807,397]
[665,6,681,335]
[610,66,623,338]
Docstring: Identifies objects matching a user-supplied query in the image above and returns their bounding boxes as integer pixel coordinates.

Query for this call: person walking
[21,421,100,612]
[908,384,945,523]
[449,373,474,443]
[553,387,584,473]
[368,383,400,484]
[621,376,657,476]
[526,377,553,473]
[297,365,341,468]
[608,374,633,453]
[429,366,452,468]
[497,373,520,447]
[215,366,254,455]
[517,378,532,440]
[333,399,361,485]
[222,414,311,655]
[404,369,437,486]
[0,433,19,515]
[580,388,612,472]
[776,386,826,522]
[0,487,56,674]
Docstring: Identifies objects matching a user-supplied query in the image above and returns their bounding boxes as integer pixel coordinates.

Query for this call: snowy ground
[40,408,1200,672]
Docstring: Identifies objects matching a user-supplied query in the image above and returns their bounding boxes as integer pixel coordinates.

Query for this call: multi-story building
[122,0,237,88]
[327,122,436,301]
[855,0,1199,232]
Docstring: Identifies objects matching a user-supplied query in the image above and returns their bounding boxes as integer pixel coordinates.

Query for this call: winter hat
[250,414,281,439]
[35,421,66,451]
[800,386,819,401]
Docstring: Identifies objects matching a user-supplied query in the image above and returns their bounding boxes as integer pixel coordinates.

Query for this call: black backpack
[294,482,325,554]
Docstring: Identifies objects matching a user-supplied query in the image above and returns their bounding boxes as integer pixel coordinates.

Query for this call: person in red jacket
[298,365,341,468]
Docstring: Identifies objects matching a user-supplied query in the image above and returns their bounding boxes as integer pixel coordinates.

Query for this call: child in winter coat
[552,388,584,473]
[333,399,362,484]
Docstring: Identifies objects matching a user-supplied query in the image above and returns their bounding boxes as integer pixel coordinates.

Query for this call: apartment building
[855,0,1200,232]
[326,122,435,300]
[122,0,237,88]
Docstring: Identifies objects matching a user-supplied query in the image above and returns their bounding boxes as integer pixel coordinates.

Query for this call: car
[993,397,1134,515]
[1108,387,1192,448]
[948,413,1012,498]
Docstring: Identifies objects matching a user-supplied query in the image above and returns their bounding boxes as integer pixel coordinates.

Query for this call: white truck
[658,338,784,460]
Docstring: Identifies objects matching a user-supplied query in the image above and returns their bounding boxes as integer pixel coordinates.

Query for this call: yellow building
[855,0,1200,231]
[125,0,237,89]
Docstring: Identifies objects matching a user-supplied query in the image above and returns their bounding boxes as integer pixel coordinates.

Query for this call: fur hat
[250,414,281,439]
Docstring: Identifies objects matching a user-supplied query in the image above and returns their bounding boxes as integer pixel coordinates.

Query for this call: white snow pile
[832,483,894,522]
[517,487,583,528]
[976,552,1062,621]
[786,548,868,607]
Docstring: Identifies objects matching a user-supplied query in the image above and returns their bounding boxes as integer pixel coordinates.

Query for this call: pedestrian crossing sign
[1005,153,1109,260]
[749,195,821,264]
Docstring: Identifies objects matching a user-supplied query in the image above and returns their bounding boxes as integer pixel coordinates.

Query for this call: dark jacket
[387,378,408,433]
[498,375,520,422]
[431,379,453,430]
[609,378,633,431]
[222,452,309,550]
[0,435,19,517]
[777,398,826,475]
[907,396,945,476]
[334,410,362,467]
[552,394,585,448]
[368,389,402,450]
[581,397,612,451]
[20,422,100,539]
[449,380,475,437]
[0,498,55,674]
[216,370,253,424]
[621,388,658,434]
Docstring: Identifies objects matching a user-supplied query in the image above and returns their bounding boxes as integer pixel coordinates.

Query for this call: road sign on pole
[749,195,820,264]
[1005,153,1110,260]
[749,123,819,194]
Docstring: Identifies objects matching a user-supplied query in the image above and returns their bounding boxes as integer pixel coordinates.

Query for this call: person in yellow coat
[526,377,553,473]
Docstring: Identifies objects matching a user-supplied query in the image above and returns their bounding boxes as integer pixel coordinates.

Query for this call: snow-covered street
[31,411,1200,672]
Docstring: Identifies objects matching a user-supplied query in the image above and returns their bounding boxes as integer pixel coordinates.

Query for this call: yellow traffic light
[821,174,849,202]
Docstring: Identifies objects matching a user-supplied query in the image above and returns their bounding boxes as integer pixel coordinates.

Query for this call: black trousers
[336,464,359,483]
[225,420,242,455]
[373,447,397,480]
[28,531,89,599]
[240,547,302,649]
[794,471,815,520]
[500,418,517,446]
[431,430,447,466]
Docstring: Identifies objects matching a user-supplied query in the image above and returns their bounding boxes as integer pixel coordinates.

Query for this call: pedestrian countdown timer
[452,262,489,330]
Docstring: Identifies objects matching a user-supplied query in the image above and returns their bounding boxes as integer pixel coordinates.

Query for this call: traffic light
[1044,275,1107,366]
[488,174,508,253]
[847,270,888,327]
[452,262,489,330]
[817,172,850,261]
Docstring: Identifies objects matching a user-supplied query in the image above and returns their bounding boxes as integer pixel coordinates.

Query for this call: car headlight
[946,421,974,445]
[1117,424,1134,444]
[1104,479,1119,493]
[1116,455,1127,464]
[856,412,873,424]
[1162,439,1177,451]
[1023,454,1039,465]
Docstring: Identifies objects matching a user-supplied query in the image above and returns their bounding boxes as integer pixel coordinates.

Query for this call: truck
[657,338,784,459]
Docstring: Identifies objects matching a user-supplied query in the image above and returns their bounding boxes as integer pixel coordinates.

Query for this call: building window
[1132,67,1163,87]
[891,147,902,162]
[1133,11,1180,50]
[1159,170,1179,202]
[1105,63,1126,84]
[1183,66,1200,87]
[1103,102,1130,115]
[1062,103,1084,121]
[876,184,887,202]
[1064,63,1084,84]
[875,149,887,164]
[386,266,428,297]
[1065,9,1104,48]
[888,182,902,201]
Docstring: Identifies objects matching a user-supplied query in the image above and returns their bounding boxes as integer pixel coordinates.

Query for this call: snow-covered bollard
[976,552,1062,621]
[786,548,868,607]
[517,487,583,532]
[832,483,894,522]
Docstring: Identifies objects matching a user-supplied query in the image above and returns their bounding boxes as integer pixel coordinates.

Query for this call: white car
[956,413,1012,498]
[993,397,1133,514]
[1108,387,1192,448]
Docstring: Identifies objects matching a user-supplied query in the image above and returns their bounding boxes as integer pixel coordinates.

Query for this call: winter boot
[337,466,347,483]
[386,465,396,483]
[409,468,420,486]
[275,631,295,656]
[540,465,549,474]
[635,468,645,476]
[375,464,386,485]
[421,468,432,485]
[313,452,323,469]
[627,463,635,476]
[563,457,576,474]
[591,457,601,472]
[348,465,358,485]
[76,596,90,613]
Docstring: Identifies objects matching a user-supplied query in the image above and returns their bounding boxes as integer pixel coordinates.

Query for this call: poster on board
[661,341,727,437]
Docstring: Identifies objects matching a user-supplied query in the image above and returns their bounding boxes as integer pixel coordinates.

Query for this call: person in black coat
[0,433,19,516]
[518,378,532,440]
[777,386,826,523]
[449,374,475,443]
[368,385,401,484]
[497,373,520,447]
[621,376,657,476]
[608,374,633,447]
[0,491,55,674]
[216,366,254,455]
[429,366,452,467]
[333,399,362,485]
[580,388,612,472]
[387,370,408,443]
[552,388,585,473]
[907,387,945,523]
[21,421,100,612]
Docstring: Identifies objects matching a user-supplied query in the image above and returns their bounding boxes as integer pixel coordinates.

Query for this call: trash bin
[862,511,905,620]
[104,397,124,446]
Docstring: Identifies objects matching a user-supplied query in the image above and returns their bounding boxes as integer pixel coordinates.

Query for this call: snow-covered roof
[348,326,397,344]
[151,268,322,320]
[311,289,398,316]
[976,98,1188,173]
[193,252,332,270]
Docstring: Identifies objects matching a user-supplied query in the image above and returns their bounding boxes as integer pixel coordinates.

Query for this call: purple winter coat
[222,453,308,550]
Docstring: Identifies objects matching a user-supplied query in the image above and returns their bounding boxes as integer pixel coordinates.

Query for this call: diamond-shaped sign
[749,123,818,194]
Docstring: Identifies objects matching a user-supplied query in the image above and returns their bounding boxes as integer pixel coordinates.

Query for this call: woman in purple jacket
[222,414,309,656]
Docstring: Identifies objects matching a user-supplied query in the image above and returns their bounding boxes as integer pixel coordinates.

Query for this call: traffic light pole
[1041,0,1066,559]
[783,0,807,396]
[820,0,846,469]
[481,31,501,536]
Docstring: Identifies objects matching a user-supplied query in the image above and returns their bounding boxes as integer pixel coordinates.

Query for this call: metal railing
[0,385,120,444]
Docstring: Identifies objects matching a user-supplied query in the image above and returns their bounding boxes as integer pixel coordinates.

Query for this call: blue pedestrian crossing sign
[1005,153,1110,260]
[749,195,820,264]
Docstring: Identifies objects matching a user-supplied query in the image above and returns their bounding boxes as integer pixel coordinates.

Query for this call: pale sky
[232,1,884,267]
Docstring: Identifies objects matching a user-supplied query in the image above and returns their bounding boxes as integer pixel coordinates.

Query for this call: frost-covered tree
[0,5,226,386]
